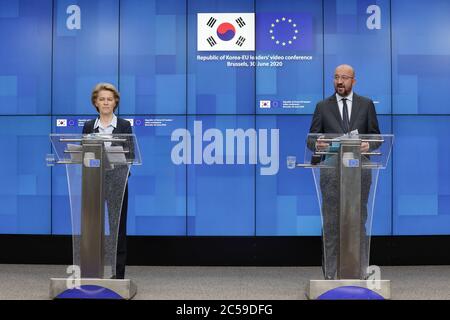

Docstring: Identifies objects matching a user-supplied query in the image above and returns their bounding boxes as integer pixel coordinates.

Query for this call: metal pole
[338,138,362,279]
[80,142,105,278]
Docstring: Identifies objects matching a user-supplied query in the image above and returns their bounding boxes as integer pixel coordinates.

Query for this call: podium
[296,133,393,299]
[47,133,141,299]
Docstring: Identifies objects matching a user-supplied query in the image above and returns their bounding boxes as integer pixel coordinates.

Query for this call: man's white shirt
[336,91,354,121]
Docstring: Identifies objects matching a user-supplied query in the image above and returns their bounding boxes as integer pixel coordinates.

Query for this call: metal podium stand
[296,133,393,299]
[47,133,141,299]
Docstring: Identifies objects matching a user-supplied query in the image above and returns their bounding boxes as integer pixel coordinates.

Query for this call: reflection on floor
[0,264,449,300]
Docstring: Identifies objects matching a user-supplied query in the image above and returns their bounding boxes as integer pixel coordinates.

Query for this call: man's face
[334,66,355,97]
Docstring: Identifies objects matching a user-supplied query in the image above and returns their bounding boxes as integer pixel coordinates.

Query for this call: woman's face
[95,90,116,116]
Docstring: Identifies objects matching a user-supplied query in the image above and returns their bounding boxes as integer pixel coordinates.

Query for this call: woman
[82,82,132,279]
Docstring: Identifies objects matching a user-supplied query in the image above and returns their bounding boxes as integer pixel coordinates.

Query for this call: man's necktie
[342,98,350,134]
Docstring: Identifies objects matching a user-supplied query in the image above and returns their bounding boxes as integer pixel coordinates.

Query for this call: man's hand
[315,137,329,151]
[361,142,369,153]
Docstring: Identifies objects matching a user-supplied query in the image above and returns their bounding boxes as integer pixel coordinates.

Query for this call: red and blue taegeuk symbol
[216,22,236,41]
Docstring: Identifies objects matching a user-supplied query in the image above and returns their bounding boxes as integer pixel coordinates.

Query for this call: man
[309,64,381,280]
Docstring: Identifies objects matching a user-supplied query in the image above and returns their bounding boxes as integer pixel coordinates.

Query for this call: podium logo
[171,121,279,175]
[56,119,67,127]
[197,13,255,51]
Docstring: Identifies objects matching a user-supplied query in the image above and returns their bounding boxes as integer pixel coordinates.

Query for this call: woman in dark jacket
[82,82,132,279]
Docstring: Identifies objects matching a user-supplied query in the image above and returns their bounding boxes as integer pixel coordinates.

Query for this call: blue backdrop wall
[1,0,449,236]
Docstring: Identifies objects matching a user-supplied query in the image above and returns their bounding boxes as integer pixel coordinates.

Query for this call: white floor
[0,264,450,300]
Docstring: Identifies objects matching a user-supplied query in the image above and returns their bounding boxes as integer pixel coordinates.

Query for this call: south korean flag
[197,13,255,51]
[56,119,67,127]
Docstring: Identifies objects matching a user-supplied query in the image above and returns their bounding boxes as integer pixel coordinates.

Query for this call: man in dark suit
[309,64,381,280]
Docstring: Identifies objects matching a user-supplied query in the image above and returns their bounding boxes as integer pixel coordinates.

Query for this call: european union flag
[256,13,313,51]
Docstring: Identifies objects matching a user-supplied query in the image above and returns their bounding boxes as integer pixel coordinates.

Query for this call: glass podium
[296,133,393,299]
[47,133,141,299]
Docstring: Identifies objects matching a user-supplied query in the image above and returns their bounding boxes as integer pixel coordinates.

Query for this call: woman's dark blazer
[82,117,135,162]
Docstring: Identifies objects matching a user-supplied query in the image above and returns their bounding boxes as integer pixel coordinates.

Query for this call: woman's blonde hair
[91,82,120,112]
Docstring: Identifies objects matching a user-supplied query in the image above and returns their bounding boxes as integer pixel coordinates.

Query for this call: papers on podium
[67,143,127,165]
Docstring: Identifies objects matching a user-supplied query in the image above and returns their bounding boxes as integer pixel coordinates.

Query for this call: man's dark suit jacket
[309,93,380,135]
